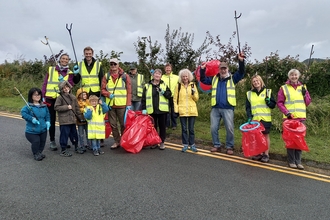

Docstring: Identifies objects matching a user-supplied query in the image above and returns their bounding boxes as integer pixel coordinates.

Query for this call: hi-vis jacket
[79,60,101,93]
[247,89,272,122]
[161,72,179,97]
[211,76,236,106]
[145,83,169,114]
[281,84,306,119]
[45,67,72,99]
[105,75,127,107]
[85,104,107,139]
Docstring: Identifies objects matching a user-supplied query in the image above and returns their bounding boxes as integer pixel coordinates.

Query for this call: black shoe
[34,153,43,161]
[260,154,269,163]
[39,152,46,159]
[252,154,263,161]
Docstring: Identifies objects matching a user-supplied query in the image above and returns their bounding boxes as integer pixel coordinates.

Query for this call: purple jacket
[277,80,312,121]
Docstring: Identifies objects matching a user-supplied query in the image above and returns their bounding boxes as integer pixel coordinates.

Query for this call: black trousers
[25,131,47,155]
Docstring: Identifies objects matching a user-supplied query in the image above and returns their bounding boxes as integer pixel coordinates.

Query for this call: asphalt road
[1,114,330,220]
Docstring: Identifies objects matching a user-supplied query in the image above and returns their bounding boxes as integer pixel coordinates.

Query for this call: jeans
[78,124,91,148]
[180,116,196,145]
[166,97,177,128]
[210,108,234,149]
[131,101,141,111]
[91,139,100,151]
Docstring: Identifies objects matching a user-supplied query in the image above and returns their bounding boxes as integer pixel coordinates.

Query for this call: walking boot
[49,141,57,151]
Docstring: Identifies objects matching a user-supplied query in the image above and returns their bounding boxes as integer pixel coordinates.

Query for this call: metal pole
[234,11,242,54]
[41,36,58,66]
[66,23,78,65]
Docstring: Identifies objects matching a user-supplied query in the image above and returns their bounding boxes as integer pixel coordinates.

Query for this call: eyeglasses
[33,94,41,97]
[110,63,117,66]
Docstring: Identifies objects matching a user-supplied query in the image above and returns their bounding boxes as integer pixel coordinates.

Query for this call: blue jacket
[21,103,50,134]
[200,61,245,109]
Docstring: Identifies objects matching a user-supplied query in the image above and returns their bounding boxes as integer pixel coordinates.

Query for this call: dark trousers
[180,116,196,145]
[25,131,47,155]
[59,124,78,151]
[46,98,56,142]
[166,97,177,128]
[151,113,167,143]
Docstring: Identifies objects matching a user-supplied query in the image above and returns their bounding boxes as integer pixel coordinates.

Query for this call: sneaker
[159,143,165,150]
[49,141,58,151]
[252,154,263,161]
[60,150,72,157]
[75,147,84,154]
[150,145,158,149]
[210,147,221,152]
[34,153,43,161]
[226,148,234,155]
[190,144,198,152]
[39,152,46,159]
[289,163,297,169]
[110,143,120,149]
[98,149,104,155]
[260,154,269,163]
[86,145,93,151]
[181,145,188,152]
[93,150,99,156]
[297,164,304,170]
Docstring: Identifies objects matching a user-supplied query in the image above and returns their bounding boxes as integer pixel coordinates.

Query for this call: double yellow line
[1,112,330,183]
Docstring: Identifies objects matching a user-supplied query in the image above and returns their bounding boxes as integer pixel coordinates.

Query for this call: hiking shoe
[34,153,43,161]
[93,150,99,156]
[110,143,120,149]
[38,152,46,159]
[297,164,304,170]
[260,154,269,163]
[226,148,234,155]
[252,154,263,161]
[210,147,221,152]
[190,144,198,152]
[98,149,104,155]
[150,145,158,149]
[159,143,165,150]
[49,141,58,151]
[76,147,85,154]
[60,150,72,157]
[181,145,188,152]
[289,163,297,169]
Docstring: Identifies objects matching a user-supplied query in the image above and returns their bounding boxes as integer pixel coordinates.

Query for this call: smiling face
[110,62,118,71]
[288,71,300,84]
[219,67,228,78]
[252,77,262,90]
[181,73,189,85]
[84,49,93,63]
[62,85,71,93]
[153,70,162,81]
[90,99,98,107]
[59,54,70,66]
[32,91,41,103]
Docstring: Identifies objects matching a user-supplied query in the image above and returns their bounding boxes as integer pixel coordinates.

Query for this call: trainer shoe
[226,148,234,155]
[297,164,304,170]
[110,143,120,149]
[181,145,188,152]
[93,150,99,156]
[60,150,72,157]
[190,144,198,152]
[34,153,43,161]
[260,154,270,163]
[98,149,104,155]
[252,154,263,161]
[159,143,165,150]
[289,163,297,169]
[49,141,58,151]
[38,152,46,159]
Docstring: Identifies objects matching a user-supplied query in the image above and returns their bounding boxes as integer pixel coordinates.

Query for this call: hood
[58,80,72,91]
[76,87,88,99]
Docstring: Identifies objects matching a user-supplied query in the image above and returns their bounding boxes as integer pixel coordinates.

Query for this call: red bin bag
[240,121,268,157]
[282,120,309,151]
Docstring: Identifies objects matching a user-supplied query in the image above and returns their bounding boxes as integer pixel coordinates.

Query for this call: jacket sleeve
[140,86,147,110]
[277,87,290,115]
[245,96,253,119]
[101,74,110,98]
[21,106,34,122]
[101,102,109,113]
[200,68,212,85]
[173,85,179,113]
[54,97,68,112]
[192,83,199,102]
[232,60,245,84]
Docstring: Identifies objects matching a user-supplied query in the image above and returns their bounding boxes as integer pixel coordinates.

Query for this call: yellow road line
[2,112,329,182]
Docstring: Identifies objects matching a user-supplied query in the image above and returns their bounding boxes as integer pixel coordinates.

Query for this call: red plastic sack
[240,121,268,157]
[143,117,162,147]
[104,114,112,139]
[120,114,149,154]
[205,60,220,76]
[282,120,309,151]
[125,110,142,129]
[194,66,212,93]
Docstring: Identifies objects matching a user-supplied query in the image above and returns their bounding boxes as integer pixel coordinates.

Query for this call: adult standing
[42,53,80,151]
[161,63,179,130]
[173,69,199,153]
[141,69,172,150]
[277,69,311,170]
[101,58,132,149]
[200,53,245,155]
[128,64,144,111]
[246,75,276,162]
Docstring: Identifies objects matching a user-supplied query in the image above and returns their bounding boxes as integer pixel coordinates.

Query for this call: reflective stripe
[45,67,71,98]
[247,90,272,122]
[145,83,169,114]
[105,76,127,106]
[137,74,144,97]
[282,84,306,118]
[79,61,101,93]
[211,76,236,106]
[86,105,105,139]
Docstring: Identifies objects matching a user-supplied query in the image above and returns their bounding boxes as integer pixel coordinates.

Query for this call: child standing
[54,81,83,157]
[84,95,109,156]
[21,88,51,161]
[76,88,91,152]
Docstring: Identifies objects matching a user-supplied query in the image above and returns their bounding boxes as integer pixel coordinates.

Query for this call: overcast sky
[1,0,329,64]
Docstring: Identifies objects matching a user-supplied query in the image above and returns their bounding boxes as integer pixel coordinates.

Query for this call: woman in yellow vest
[141,69,172,150]
[277,69,312,170]
[246,75,276,163]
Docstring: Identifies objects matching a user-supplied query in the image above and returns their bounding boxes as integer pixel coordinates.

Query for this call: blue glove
[109,94,114,99]
[247,118,252,124]
[46,121,51,130]
[126,106,131,110]
[84,108,92,120]
[150,69,155,75]
[58,75,64,82]
[158,87,165,95]
[142,110,147,115]
[32,118,40,125]
[73,65,80,75]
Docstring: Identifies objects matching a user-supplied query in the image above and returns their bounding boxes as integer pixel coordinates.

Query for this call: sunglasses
[110,63,117,66]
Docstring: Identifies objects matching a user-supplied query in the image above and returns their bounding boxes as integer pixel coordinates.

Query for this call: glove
[302,86,306,96]
[247,118,252,124]
[109,94,115,99]
[142,110,147,115]
[265,97,270,105]
[32,118,40,125]
[158,87,165,95]
[84,108,92,120]
[58,74,64,82]
[73,65,80,75]
[46,121,51,130]
[126,106,131,110]
[191,88,195,95]
[286,113,293,119]
[150,69,155,75]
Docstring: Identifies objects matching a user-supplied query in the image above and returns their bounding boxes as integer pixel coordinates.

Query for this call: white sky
[1,0,329,64]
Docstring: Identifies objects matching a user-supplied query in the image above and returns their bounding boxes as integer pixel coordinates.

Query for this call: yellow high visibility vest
[105,75,127,106]
[137,74,144,97]
[211,76,236,106]
[247,89,272,122]
[45,67,72,98]
[79,61,102,93]
[146,83,169,114]
[282,84,306,118]
[85,105,105,139]
[161,72,179,97]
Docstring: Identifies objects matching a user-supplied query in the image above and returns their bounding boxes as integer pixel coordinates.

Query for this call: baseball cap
[220,62,228,68]
[109,58,119,64]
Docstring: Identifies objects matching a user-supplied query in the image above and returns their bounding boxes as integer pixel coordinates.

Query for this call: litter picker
[41,36,58,66]
[13,87,38,120]
[66,23,78,65]
[234,11,245,58]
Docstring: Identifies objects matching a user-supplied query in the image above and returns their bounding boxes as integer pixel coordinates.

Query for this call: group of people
[21,48,311,169]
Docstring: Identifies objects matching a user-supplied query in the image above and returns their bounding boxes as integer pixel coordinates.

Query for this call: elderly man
[127,64,144,111]
[101,58,131,149]
[200,53,245,155]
